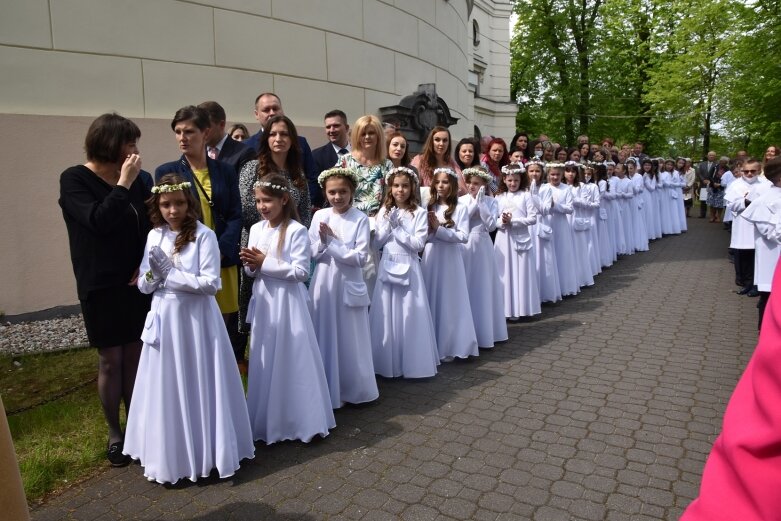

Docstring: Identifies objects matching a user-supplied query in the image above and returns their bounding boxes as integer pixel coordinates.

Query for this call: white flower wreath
[151,181,192,194]
[317,167,360,187]
[433,167,458,179]
[384,166,419,184]
[501,163,526,175]
[253,180,289,192]
[461,167,493,184]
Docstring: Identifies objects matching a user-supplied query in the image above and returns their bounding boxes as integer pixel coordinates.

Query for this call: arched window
[472,20,480,47]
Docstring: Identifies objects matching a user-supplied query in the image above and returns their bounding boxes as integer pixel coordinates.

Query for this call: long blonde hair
[350,115,386,164]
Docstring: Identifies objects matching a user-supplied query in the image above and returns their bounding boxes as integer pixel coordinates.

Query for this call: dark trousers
[699,200,707,218]
[758,291,770,330]
[734,248,755,288]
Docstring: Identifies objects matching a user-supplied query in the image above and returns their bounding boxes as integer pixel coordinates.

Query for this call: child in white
[422,167,479,360]
[242,175,335,443]
[540,163,580,296]
[527,161,562,303]
[371,167,440,378]
[309,168,379,408]
[459,166,509,344]
[494,164,541,319]
[125,175,254,484]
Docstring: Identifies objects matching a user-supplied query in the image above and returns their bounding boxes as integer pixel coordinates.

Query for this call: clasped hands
[239,246,266,271]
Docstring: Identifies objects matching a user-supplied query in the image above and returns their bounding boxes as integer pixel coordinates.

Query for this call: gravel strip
[0,315,89,356]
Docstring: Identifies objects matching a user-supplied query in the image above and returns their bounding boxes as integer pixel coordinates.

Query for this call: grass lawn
[2,348,110,503]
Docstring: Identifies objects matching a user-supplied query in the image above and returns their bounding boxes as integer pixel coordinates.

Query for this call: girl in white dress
[563,163,595,288]
[658,160,678,235]
[539,163,580,297]
[641,159,662,240]
[615,162,636,254]
[580,163,603,277]
[628,159,649,252]
[422,168,479,360]
[593,164,614,268]
[370,167,440,378]
[527,161,562,303]
[309,167,379,409]
[494,164,541,319]
[241,175,335,443]
[671,164,688,232]
[459,166,509,345]
[606,161,627,256]
[125,174,254,484]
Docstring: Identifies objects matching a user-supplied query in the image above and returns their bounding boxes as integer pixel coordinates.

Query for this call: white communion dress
[308,207,379,408]
[421,201,480,360]
[459,193,509,346]
[494,190,541,318]
[245,219,336,444]
[125,222,254,484]
[370,206,440,378]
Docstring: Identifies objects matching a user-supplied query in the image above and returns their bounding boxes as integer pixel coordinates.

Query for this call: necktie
[338,148,348,155]
[208,147,218,160]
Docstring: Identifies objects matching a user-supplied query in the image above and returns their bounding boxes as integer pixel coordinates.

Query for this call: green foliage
[510,0,780,156]
[2,348,109,501]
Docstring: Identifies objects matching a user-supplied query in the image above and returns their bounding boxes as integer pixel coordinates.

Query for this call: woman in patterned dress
[237,114,312,339]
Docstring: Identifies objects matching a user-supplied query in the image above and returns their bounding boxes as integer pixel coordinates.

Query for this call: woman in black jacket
[59,113,153,467]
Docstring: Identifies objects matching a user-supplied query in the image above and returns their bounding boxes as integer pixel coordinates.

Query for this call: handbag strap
[184,158,214,208]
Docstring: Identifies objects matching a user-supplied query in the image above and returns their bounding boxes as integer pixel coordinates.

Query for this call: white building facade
[0,0,515,315]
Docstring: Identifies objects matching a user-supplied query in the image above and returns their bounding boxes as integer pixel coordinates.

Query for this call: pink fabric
[682,261,781,521]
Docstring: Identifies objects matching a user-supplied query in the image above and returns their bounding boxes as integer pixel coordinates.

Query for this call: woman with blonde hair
[336,115,393,216]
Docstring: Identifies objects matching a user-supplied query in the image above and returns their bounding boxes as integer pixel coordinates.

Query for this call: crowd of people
[57,93,781,486]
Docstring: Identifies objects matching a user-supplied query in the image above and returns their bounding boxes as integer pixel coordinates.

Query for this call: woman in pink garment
[681,260,781,521]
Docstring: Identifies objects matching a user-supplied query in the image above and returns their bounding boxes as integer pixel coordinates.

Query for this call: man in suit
[696,150,718,218]
[245,93,322,206]
[198,101,256,174]
[197,101,253,372]
[312,109,351,178]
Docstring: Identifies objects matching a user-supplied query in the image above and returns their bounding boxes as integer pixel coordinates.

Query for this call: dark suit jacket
[696,161,715,183]
[245,131,322,207]
[312,143,340,176]
[218,136,256,173]
[155,156,242,267]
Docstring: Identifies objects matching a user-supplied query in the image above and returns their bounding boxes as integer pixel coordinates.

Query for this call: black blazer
[155,156,242,267]
[218,136,256,173]
[312,143,340,177]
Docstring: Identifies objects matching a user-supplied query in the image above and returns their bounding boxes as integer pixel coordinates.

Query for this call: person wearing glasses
[724,158,771,297]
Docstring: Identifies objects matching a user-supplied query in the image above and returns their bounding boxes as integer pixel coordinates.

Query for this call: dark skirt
[80,285,151,348]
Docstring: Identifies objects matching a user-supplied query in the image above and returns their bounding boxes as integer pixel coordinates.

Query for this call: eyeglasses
[742,169,759,174]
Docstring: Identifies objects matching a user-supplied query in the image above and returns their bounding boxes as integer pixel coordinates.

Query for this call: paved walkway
[31,218,758,521]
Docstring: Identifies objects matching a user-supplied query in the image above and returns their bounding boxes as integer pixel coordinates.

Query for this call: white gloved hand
[477,186,486,205]
[149,246,173,280]
[388,207,400,228]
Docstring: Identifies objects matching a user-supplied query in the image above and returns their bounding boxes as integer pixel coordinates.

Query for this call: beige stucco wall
[0,0,513,315]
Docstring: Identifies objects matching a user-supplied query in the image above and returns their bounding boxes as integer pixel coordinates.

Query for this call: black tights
[98,342,142,445]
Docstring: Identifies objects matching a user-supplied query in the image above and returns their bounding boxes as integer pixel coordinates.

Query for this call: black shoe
[738,286,752,295]
[747,288,760,298]
[107,441,131,467]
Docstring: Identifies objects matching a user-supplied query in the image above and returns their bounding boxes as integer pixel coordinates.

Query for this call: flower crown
[385,166,419,184]
[433,167,458,179]
[525,159,546,168]
[253,180,289,192]
[151,181,191,194]
[318,167,359,187]
[545,162,566,169]
[564,161,581,168]
[461,167,493,184]
[603,161,616,166]
[501,163,525,175]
